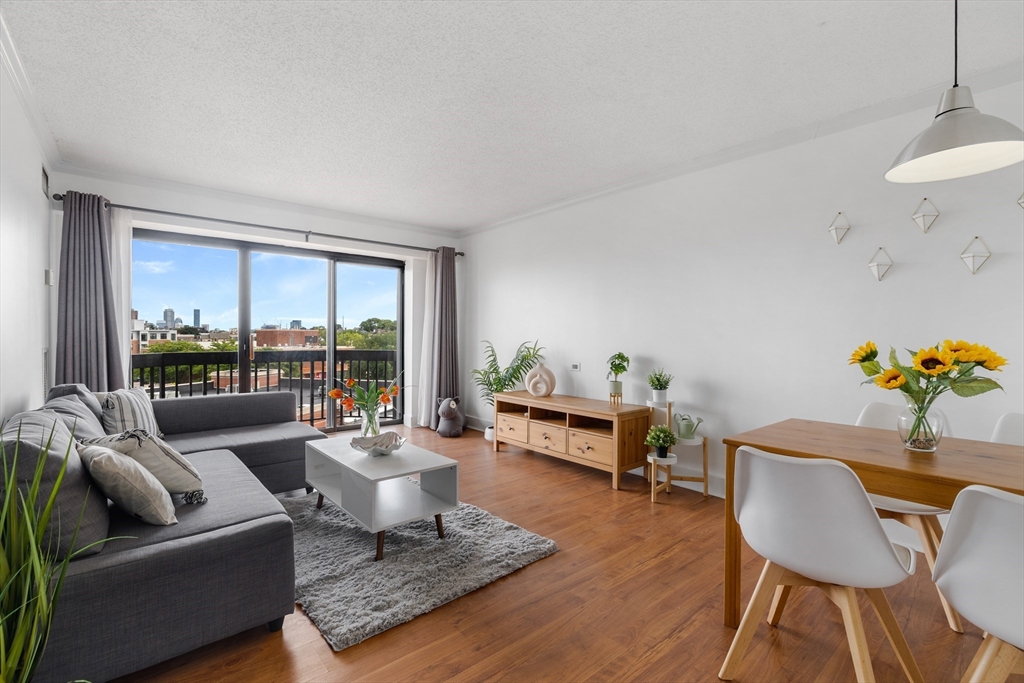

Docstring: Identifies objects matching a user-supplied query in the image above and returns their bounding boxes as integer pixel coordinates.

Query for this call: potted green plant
[646,368,674,404]
[607,352,630,398]
[2,424,109,683]
[471,340,544,441]
[645,424,677,459]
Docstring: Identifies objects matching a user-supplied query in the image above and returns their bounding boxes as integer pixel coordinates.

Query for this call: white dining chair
[991,413,1024,447]
[719,447,922,683]
[856,402,962,632]
[933,485,1024,683]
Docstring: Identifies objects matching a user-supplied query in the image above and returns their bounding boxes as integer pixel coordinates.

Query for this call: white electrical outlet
[44,269,55,286]
[570,362,582,372]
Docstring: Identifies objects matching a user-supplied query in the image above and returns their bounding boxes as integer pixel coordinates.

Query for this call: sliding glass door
[333,262,403,428]
[131,229,404,431]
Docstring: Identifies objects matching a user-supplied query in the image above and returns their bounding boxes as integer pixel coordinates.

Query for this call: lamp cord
[954,0,959,87]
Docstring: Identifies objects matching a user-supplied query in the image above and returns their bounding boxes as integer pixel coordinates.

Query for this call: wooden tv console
[492,391,652,489]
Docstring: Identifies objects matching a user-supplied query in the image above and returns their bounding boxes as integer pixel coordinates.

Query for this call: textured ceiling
[2,1,1022,230]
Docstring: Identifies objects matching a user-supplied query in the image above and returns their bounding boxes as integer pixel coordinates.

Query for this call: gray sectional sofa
[2,387,326,683]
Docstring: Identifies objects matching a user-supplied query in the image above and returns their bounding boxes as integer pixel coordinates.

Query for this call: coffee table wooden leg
[316,493,324,509]
[435,514,445,539]
[725,443,741,628]
[375,531,385,561]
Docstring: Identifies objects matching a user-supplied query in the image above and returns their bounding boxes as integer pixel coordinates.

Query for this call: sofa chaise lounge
[3,388,326,683]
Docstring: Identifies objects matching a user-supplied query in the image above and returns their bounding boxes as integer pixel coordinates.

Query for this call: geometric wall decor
[868,247,893,281]
[1018,192,1023,210]
[828,212,851,244]
[912,198,940,233]
[960,236,991,274]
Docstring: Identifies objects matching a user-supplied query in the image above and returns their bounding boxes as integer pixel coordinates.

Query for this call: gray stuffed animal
[436,397,463,437]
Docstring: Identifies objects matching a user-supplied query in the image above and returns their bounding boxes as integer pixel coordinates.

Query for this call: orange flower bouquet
[328,372,402,437]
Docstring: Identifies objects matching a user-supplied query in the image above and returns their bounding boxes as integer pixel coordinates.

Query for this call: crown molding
[459,61,1024,237]
[0,13,60,169]
[54,162,459,238]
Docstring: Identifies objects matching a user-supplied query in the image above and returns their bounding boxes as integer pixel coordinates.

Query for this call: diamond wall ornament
[828,212,850,244]
[1018,192,1023,209]
[868,247,892,281]
[960,236,990,274]
[912,198,940,233]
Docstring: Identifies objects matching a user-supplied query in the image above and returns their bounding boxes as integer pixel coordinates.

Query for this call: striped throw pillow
[83,429,205,503]
[101,388,163,437]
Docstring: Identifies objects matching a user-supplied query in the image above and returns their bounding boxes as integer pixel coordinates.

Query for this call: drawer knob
[585,445,592,451]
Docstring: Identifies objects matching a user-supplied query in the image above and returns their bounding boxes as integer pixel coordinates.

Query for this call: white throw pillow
[83,430,206,503]
[101,388,163,437]
[77,443,177,525]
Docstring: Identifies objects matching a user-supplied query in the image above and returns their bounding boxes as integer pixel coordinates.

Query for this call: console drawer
[568,431,613,466]
[529,423,567,454]
[496,414,528,444]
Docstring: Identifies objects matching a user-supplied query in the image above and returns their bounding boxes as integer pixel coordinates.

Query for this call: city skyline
[132,240,400,330]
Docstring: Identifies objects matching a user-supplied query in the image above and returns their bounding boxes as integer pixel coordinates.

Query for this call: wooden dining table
[722,418,1024,628]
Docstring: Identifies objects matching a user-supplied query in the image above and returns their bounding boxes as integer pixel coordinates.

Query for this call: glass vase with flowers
[850,340,1005,452]
[329,372,403,437]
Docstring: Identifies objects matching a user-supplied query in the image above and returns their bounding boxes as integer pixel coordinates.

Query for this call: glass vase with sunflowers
[328,373,402,437]
[850,340,1005,452]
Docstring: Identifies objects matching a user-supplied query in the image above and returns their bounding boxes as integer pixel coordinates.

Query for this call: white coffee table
[305,433,459,560]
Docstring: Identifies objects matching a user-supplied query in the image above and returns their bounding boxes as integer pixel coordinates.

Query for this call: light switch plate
[570,362,582,372]
[44,269,55,286]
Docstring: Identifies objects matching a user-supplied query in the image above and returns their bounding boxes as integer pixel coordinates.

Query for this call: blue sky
[132,240,399,330]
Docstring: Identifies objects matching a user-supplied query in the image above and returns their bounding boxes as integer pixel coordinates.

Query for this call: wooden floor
[119,427,1020,683]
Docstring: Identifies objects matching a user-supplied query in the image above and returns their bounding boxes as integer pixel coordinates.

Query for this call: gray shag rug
[280,491,558,651]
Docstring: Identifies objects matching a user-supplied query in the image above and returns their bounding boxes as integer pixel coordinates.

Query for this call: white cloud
[133,260,174,274]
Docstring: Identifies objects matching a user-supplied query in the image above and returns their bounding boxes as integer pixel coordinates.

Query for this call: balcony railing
[131,349,399,429]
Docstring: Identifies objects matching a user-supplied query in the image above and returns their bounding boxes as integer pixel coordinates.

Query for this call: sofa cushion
[82,430,204,499]
[163,421,321,469]
[43,395,107,441]
[152,392,299,435]
[1,410,109,557]
[95,449,286,555]
[100,388,163,437]
[46,383,104,423]
[77,443,177,525]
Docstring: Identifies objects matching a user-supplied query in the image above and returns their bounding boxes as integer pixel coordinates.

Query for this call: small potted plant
[607,352,630,398]
[645,424,677,459]
[646,368,673,404]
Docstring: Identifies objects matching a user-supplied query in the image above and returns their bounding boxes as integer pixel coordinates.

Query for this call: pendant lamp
[885,0,1024,183]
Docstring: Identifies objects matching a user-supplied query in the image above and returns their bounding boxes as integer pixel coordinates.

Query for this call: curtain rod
[51,194,464,256]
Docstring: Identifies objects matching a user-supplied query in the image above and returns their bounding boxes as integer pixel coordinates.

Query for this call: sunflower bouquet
[328,372,402,437]
[850,340,1005,451]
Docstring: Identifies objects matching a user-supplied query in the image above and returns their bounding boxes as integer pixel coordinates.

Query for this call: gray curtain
[56,191,125,391]
[429,246,460,430]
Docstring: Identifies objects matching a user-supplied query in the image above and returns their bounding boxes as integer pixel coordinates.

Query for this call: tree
[144,340,204,353]
[358,318,397,334]
[177,325,202,337]
[211,339,238,352]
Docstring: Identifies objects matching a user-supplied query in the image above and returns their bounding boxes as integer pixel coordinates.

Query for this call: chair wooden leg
[830,585,876,683]
[962,633,1022,683]
[767,585,792,627]
[719,560,786,680]
[904,514,963,633]
[864,588,924,683]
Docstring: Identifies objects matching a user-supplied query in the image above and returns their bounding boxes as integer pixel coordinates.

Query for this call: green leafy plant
[606,353,630,381]
[646,368,673,391]
[644,424,678,448]
[471,341,544,407]
[1,423,107,683]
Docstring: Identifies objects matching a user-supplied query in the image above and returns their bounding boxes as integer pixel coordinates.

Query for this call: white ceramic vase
[484,425,495,442]
[526,363,556,397]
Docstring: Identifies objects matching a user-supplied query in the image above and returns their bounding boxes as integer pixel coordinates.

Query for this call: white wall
[0,67,51,419]
[459,80,1024,495]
